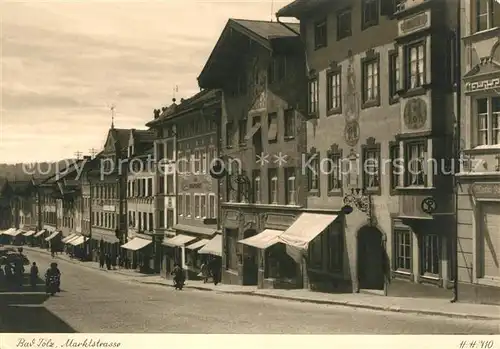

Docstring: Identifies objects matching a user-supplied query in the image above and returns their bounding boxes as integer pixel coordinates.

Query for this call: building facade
[147,91,222,278]
[278,0,458,295]
[456,0,500,304]
[87,127,130,259]
[198,19,308,288]
[124,129,157,272]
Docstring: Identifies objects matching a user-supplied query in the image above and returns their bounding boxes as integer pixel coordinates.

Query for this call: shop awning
[278,213,338,250]
[173,224,217,237]
[65,235,80,244]
[7,229,24,237]
[239,229,283,249]
[23,230,36,237]
[69,236,85,246]
[45,231,60,242]
[121,237,152,251]
[163,234,196,247]
[198,234,222,256]
[61,233,77,243]
[186,239,210,251]
[1,228,15,236]
[34,230,46,238]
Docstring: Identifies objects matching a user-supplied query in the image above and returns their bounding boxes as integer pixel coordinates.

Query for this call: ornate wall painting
[344,120,360,147]
[403,97,427,130]
[344,50,360,122]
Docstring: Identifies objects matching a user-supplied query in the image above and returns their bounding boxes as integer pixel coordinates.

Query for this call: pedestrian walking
[30,262,39,289]
[199,261,209,283]
[116,255,121,269]
[99,252,105,269]
[209,258,221,286]
[105,253,112,270]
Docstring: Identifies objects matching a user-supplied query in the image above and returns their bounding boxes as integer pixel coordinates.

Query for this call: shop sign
[398,10,430,37]
[471,183,500,200]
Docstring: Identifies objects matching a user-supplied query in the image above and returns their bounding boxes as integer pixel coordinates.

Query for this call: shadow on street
[0,274,77,333]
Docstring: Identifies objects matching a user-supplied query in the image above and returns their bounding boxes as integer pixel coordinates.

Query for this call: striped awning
[69,236,85,246]
[34,230,46,238]
[186,239,210,251]
[45,231,61,242]
[23,231,36,237]
[65,235,80,244]
[162,234,196,247]
[61,233,77,243]
[6,229,24,237]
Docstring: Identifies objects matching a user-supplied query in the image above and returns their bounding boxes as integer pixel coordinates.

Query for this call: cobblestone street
[1,250,498,334]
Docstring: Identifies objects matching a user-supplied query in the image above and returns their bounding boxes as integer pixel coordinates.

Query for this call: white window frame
[475,0,497,32]
[308,78,319,115]
[194,194,201,218]
[270,176,278,204]
[327,153,342,191]
[363,60,379,102]
[406,42,425,89]
[474,96,500,147]
[201,194,207,218]
[185,194,192,217]
[201,150,207,174]
[327,71,341,111]
[254,176,261,204]
[404,140,428,187]
[420,233,441,277]
[178,194,184,216]
[208,193,216,219]
[287,175,296,205]
[394,229,412,273]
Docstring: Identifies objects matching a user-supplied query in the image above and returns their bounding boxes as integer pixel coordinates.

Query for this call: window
[158,175,165,194]
[404,141,427,187]
[157,142,165,162]
[362,0,379,29]
[166,209,174,229]
[327,150,342,192]
[178,195,184,216]
[314,19,327,49]
[394,229,412,272]
[252,170,261,204]
[208,194,216,219]
[337,8,352,40]
[185,150,191,174]
[166,140,174,160]
[166,175,174,194]
[142,179,147,196]
[226,122,234,148]
[362,145,380,191]
[185,194,191,217]
[476,97,500,146]
[420,234,440,276]
[148,213,154,231]
[327,70,342,112]
[308,78,319,115]
[194,150,201,174]
[406,42,425,89]
[389,51,400,102]
[389,142,400,191]
[194,194,201,218]
[268,168,278,204]
[267,112,278,142]
[208,147,216,169]
[201,150,207,174]
[476,0,496,32]
[284,109,295,139]
[362,58,379,105]
[143,212,147,231]
[285,167,296,205]
[147,178,153,196]
[238,118,247,145]
[201,195,206,218]
[307,152,320,193]
[159,210,165,228]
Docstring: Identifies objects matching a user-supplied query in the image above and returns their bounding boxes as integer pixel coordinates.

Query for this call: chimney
[180,98,185,103]
[153,109,160,119]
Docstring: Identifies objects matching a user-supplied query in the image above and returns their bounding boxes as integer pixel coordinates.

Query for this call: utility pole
[110,104,116,129]
[74,151,83,160]
[89,148,98,159]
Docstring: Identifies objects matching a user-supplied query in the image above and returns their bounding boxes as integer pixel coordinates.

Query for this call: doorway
[357,226,385,290]
[242,229,258,285]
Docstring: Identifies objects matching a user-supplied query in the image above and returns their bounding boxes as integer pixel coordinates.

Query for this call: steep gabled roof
[198,19,299,88]
[276,0,331,18]
[132,129,156,143]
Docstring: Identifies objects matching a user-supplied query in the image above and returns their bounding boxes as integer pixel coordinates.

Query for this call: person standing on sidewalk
[30,262,39,289]
[99,252,105,269]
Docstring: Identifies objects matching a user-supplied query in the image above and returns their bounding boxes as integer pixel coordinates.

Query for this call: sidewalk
[22,246,500,321]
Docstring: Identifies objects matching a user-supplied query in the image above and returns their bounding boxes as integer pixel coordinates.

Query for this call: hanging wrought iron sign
[421,197,437,214]
[343,187,371,214]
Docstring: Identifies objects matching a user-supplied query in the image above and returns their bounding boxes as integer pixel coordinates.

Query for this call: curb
[23,247,500,321]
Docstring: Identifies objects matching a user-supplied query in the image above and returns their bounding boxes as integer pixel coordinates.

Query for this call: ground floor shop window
[308,223,343,272]
[266,244,296,279]
[225,229,238,271]
[394,229,412,273]
[420,233,440,277]
[186,250,203,269]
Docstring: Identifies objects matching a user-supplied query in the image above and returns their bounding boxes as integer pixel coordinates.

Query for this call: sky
[0,0,295,164]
